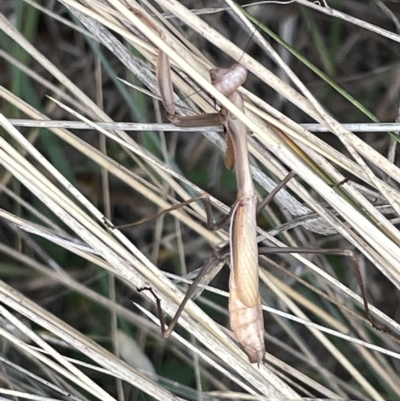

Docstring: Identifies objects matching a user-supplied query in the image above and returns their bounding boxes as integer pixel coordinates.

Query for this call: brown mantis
[128,8,375,364]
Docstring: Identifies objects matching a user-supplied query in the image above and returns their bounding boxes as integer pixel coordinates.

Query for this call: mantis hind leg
[256,173,388,335]
[139,243,230,338]
[258,243,384,335]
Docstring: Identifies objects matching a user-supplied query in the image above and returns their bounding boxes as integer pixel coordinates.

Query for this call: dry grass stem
[1,1,400,400]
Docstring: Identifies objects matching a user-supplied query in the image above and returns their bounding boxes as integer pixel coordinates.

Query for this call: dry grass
[1,0,400,400]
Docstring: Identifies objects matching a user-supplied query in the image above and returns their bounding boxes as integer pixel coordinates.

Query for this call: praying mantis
[132,8,265,363]
[129,8,373,364]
